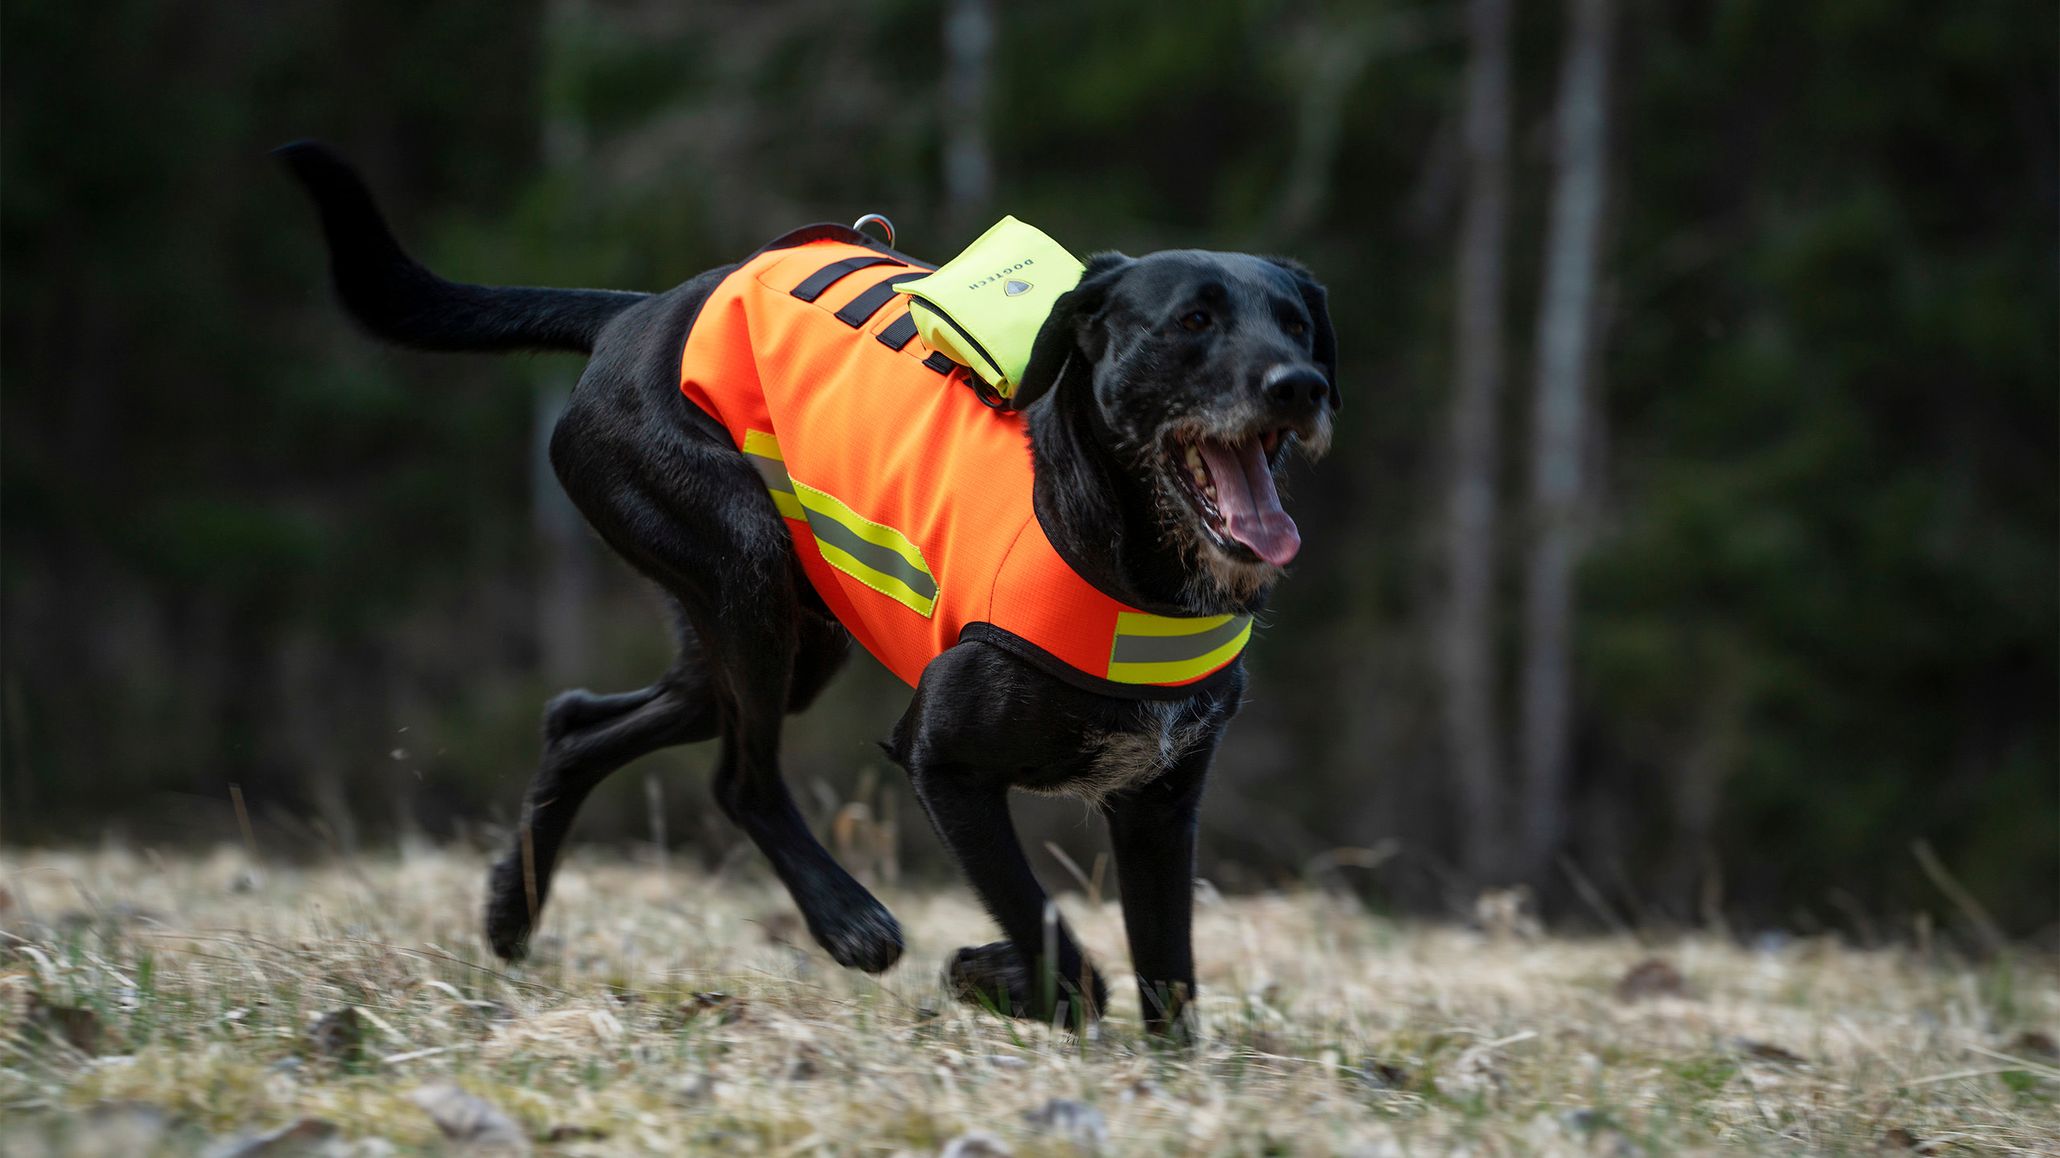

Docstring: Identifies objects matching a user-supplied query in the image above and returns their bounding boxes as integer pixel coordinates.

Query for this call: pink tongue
[1196,439,1302,566]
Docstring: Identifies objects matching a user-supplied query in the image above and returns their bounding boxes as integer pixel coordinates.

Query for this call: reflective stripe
[792,480,938,617]
[791,255,899,302]
[834,272,921,327]
[741,429,804,520]
[742,429,938,615]
[1106,611,1252,684]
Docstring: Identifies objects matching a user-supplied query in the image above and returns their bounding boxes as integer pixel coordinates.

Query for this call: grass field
[2,846,2055,1155]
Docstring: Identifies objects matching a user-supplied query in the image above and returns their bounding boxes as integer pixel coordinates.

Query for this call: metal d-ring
[850,213,896,247]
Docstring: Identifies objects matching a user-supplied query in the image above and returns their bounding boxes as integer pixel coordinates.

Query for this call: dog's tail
[275,140,649,355]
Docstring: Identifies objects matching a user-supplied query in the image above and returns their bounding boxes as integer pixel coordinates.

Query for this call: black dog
[279,142,1336,1035]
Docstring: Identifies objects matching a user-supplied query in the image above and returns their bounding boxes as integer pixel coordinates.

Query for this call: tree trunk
[1441,0,1514,883]
[1519,0,1616,884]
[535,0,595,684]
[942,0,995,239]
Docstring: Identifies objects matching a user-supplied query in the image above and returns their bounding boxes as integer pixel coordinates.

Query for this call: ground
[1,847,2054,1155]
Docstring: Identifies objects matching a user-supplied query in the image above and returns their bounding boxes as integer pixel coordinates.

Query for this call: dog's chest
[1072,699,1212,801]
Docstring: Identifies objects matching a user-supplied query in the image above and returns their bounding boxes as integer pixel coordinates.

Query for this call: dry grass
[1,845,2054,1155]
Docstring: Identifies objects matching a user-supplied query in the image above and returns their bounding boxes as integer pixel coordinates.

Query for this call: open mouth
[1171,430,1302,567]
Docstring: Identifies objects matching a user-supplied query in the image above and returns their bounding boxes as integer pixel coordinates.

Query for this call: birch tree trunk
[1441,0,1514,882]
[1519,0,1616,884]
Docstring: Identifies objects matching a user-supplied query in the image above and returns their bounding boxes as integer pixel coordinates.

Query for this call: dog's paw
[806,896,905,974]
[482,856,537,962]
[946,942,1029,1012]
[947,943,1108,1026]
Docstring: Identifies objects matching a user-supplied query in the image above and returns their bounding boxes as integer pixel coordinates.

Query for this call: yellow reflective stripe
[768,489,805,521]
[740,429,935,615]
[1106,614,1253,684]
[741,429,804,520]
[792,480,933,576]
[1112,610,1239,637]
[812,540,937,617]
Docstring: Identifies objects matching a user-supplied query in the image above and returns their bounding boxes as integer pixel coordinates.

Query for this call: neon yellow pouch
[895,216,1085,403]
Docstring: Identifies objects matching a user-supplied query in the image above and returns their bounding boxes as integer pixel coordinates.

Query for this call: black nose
[1262,364,1329,413]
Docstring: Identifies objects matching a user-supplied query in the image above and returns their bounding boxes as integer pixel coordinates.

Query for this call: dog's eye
[1284,320,1308,337]
[1180,310,1212,332]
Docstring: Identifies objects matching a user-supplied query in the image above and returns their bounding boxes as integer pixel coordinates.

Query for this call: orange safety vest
[678,228,1251,698]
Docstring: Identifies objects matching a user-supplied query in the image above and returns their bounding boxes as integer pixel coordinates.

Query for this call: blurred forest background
[4,1,2054,937]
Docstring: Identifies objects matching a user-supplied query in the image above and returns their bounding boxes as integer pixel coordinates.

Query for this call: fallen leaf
[676,991,746,1025]
[1614,957,1688,1002]
[940,1131,1012,1158]
[305,1008,365,1063]
[24,992,106,1055]
[1022,1098,1108,1153]
[2007,1030,2058,1062]
[409,1082,530,1156]
[1730,1037,1808,1066]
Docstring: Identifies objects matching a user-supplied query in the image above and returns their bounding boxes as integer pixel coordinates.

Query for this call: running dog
[278,141,1337,1035]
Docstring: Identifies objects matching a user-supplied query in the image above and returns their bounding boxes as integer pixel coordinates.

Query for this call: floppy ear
[1270,258,1340,412]
[1011,252,1133,410]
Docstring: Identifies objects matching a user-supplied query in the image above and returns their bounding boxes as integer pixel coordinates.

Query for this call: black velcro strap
[922,351,960,375]
[875,311,919,351]
[791,255,900,303]
[835,272,921,327]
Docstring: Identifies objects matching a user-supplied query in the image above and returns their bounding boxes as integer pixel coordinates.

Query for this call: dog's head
[1016,250,1338,598]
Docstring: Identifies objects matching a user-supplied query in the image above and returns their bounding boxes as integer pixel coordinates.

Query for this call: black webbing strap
[790,255,900,303]
[875,310,919,351]
[922,351,961,376]
[834,272,922,328]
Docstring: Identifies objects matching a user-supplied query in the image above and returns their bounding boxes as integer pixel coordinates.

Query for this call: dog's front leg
[906,763,1108,1026]
[1103,743,1215,1038]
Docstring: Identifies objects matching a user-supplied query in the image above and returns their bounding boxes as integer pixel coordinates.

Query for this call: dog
[278,141,1336,1035]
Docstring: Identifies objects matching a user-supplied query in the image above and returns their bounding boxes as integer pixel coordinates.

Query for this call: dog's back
[680,237,1037,682]
[681,238,1253,694]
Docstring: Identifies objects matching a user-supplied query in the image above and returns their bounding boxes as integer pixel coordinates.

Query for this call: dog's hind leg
[484,627,720,960]
[484,606,854,962]
[538,430,895,971]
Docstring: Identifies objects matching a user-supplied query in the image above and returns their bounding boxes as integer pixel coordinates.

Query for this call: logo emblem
[1003,279,1032,296]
